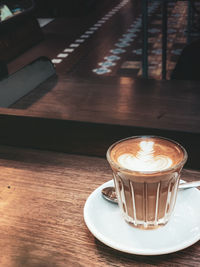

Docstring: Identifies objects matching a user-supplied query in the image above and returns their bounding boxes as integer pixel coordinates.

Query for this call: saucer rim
[84,180,200,255]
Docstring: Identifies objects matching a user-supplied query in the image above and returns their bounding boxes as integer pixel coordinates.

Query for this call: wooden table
[0,144,199,266]
[0,75,199,169]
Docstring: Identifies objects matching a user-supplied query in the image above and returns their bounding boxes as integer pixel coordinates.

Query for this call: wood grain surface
[0,145,199,266]
[8,76,200,135]
[0,76,199,169]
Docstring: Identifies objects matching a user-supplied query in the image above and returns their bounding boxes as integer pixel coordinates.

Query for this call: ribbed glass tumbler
[106,136,187,229]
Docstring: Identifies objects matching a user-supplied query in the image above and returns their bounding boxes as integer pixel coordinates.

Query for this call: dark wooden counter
[0,144,199,266]
[5,76,200,134]
[0,76,199,169]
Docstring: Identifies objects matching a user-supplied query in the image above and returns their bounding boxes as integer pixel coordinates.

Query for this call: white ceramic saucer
[84,180,200,255]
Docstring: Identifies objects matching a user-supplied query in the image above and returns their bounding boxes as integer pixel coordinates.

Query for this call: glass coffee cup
[106,136,188,229]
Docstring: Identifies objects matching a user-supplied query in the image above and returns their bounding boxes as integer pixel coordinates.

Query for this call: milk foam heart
[118,141,173,171]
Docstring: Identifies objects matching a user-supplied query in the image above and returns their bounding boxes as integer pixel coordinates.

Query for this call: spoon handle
[179,180,200,190]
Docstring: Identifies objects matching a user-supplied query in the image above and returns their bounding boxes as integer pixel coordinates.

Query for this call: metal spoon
[101,180,200,204]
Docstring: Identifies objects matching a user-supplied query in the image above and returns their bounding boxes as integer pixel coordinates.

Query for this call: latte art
[118,141,173,171]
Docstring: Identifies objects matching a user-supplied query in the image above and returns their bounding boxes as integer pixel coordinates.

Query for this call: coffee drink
[107,136,187,229]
